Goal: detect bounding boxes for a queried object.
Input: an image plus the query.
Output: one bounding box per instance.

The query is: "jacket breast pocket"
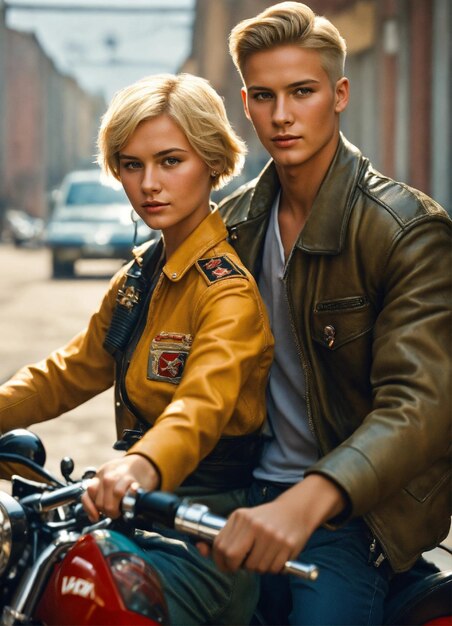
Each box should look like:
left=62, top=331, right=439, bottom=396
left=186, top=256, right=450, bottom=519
left=311, top=296, right=374, bottom=351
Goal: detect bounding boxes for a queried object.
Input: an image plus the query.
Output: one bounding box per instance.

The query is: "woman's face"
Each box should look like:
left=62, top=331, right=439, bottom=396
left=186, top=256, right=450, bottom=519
left=119, top=114, right=213, bottom=257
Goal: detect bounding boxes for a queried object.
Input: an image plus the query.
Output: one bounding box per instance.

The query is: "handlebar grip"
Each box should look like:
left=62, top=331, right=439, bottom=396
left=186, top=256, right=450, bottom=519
left=283, top=561, right=319, bottom=581
left=174, top=500, right=319, bottom=581
left=123, top=489, right=181, bottom=526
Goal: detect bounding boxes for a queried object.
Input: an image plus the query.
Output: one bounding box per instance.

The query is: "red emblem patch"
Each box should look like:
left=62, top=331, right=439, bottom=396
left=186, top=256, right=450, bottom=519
left=148, top=332, right=193, bottom=384
left=204, top=258, right=222, bottom=270
left=212, top=267, right=232, bottom=278
left=197, top=256, right=246, bottom=284
left=157, top=351, right=187, bottom=379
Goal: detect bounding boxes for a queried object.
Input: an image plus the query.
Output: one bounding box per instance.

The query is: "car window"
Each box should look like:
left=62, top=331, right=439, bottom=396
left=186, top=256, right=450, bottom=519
left=66, top=181, right=128, bottom=205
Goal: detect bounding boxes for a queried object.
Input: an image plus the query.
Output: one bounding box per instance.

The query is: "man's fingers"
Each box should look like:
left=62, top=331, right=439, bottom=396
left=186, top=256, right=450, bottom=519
left=196, top=542, right=211, bottom=558
left=213, top=509, right=256, bottom=572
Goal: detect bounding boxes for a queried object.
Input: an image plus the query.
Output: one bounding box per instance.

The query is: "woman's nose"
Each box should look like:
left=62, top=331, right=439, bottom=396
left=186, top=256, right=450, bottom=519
left=141, top=165, right=161, bottom=194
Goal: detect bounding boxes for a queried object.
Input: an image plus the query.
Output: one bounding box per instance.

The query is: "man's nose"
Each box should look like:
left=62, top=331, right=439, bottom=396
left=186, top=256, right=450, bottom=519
left=141, top=165, right=161, bottom=193
left=272, top=96, right=293, bottom=126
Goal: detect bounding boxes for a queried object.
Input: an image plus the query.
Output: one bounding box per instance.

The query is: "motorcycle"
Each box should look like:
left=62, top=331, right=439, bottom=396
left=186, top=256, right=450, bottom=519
left=0, top=429, right=450, bottom=626
left=0, top=428, right=316, bottom=625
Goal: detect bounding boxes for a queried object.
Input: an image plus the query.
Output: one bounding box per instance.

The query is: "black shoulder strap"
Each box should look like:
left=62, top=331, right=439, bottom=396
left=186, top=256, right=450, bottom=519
left=104, top=239, right=163, bottom=358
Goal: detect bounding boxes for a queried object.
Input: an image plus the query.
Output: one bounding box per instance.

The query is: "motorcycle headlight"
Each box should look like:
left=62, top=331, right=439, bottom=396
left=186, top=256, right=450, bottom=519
left=0, top=492, right=28, bottom=578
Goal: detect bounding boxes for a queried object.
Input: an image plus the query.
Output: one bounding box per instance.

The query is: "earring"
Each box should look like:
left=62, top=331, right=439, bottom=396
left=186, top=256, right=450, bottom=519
left=131, top=210, right=139, bottom=248
left=211, top=170, right=219, bottom=178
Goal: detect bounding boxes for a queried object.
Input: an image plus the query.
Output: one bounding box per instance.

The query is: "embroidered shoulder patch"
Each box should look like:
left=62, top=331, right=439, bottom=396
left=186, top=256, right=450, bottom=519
left=196, top=256, right=246, bottom=285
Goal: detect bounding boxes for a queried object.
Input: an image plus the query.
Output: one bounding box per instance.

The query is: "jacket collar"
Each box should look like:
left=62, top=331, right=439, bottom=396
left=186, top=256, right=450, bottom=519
left=248, top=134, right=365, bottom=255
left=162, top=208, right=228, bottom=282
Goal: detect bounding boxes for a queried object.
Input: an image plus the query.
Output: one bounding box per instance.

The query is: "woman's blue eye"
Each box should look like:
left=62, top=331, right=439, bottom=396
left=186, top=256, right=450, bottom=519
left=124, top=161, right=141, bottom=170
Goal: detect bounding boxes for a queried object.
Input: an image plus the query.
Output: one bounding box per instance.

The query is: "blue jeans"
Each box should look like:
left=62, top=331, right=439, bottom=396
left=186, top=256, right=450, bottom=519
left=249, top=480, right=391, bottom=626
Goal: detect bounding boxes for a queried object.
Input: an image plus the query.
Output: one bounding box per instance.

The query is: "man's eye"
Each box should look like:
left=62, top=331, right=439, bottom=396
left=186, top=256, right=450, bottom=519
left=295, top=87, right=313, bottom=96
left=163, top=157, right=180, bottom=166
left=253, top=92, right=273, bottom=101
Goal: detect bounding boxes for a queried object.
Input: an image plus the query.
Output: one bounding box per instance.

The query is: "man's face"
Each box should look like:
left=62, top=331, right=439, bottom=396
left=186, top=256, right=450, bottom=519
left=241, top=45, right=348, bottom=169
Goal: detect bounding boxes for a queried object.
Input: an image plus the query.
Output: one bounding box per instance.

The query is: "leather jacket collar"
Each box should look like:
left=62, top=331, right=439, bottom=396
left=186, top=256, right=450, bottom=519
left=243, top=134, right=366, bottom=255
left=163, top=208, right=226, bottom=281
left=133, top=208, right=227, bottom=283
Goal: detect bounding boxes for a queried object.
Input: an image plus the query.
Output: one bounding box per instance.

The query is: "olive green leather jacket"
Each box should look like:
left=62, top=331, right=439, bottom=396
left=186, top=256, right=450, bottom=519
left=219, top=135, right=451, bottom=572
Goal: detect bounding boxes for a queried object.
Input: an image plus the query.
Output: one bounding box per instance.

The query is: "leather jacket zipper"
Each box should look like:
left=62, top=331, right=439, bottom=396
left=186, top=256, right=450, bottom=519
left=283, top=251, right=321, bottom=450
left=316, top=296, right=368, bottom=312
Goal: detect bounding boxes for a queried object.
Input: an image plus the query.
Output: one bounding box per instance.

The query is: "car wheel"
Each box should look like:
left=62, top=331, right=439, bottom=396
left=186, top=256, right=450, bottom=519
left=52, top=252, right=75, bottom=278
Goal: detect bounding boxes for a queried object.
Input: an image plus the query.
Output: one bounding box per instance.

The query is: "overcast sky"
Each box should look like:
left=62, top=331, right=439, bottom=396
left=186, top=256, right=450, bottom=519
left=6, top=0, right=195, bottom=101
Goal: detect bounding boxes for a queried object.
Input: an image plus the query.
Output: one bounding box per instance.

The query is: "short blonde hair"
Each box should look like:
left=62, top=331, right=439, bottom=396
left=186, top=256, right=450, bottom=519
left=97, top=73, right=246, bottom=190
left=229, top=1, right=347, bottom=85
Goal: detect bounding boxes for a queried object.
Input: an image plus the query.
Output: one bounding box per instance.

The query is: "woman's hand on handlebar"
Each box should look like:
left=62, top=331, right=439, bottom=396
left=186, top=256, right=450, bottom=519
left=81, top=454, right=160, bottom=522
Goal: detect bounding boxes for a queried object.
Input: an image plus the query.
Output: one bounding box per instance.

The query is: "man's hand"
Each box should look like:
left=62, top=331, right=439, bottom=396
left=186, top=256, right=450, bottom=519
left=81, top=453, right=160, bottom=522
left=209, top=474, right=347, bottom=574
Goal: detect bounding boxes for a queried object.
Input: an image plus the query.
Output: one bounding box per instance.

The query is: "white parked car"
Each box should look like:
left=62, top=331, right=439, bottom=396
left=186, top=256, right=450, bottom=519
left=45, top=169, right=158, bottom=278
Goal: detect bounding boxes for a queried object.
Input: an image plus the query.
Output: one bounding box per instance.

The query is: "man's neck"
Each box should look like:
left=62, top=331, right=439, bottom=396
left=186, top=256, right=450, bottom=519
left=274, top=136, right=339, bottom=259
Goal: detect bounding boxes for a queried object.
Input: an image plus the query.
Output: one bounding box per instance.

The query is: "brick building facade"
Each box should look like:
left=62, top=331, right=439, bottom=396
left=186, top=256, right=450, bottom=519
left=0, top=2, right=105, bottom=226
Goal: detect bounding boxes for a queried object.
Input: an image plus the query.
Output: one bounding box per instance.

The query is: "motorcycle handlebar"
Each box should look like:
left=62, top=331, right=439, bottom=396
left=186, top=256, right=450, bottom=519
left=20, top=483, right=319, bottom=581
left=127, top=489, right=319, bottom=582
left=21, top=480, right=90, bottom=512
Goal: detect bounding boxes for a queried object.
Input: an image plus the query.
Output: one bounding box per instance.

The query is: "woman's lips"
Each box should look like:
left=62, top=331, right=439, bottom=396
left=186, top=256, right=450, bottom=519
left=142, top=201, right=169, bottom=213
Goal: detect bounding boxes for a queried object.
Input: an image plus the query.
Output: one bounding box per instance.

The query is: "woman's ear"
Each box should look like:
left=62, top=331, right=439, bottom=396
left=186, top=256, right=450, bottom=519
left=334, top=77, right=349, bottom=113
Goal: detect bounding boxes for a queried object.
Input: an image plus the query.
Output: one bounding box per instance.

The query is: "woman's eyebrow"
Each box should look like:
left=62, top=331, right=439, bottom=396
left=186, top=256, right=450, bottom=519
left=119, top=148, right=188, bottom=159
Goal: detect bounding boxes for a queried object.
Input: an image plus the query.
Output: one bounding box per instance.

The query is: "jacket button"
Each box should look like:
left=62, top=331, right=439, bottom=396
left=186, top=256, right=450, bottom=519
left=323, top=325, right=336, bottom=349
left=171, top=272, right=177, bottom=279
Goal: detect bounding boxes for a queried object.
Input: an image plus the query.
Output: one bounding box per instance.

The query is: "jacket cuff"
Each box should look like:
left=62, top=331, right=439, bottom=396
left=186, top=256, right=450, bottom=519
left=126, top=433, right=192, bottom=492
left=305, top=445, right=380, bottom=524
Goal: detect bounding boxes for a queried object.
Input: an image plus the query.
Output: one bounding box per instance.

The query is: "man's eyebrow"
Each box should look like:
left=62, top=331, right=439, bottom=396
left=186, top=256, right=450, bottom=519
left=247, top=79, right=320, bottom=91
left=118, top=148, right=188, bottom=159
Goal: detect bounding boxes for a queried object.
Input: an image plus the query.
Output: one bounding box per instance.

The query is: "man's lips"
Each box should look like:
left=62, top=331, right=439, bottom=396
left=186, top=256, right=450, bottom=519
left=271, top=134, right=301, bottom=147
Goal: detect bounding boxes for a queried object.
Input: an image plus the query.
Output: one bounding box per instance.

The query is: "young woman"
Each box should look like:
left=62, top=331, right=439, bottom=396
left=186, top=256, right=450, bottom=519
left=0, top=73, right=274, bottom=625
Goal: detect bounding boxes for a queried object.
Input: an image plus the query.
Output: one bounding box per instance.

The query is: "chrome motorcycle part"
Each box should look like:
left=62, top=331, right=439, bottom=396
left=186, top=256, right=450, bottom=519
left=0, top=493, right=28, bottom=578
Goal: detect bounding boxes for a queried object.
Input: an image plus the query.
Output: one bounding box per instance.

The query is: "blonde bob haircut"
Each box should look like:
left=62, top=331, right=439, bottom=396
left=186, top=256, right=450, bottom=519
left=229, top=1, right=347, bottom=85
left=97, top=73, right=246, bottom=190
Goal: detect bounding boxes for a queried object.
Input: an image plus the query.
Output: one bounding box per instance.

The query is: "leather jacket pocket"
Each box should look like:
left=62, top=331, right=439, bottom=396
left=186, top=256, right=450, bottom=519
left=311, top=296, right=374, bottom=351
left=403, top=456, right=451, bottom=503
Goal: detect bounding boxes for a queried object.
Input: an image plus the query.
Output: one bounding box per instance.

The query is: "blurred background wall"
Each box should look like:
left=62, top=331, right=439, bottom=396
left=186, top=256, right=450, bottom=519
left=0, top=0, right=450, bottom=232
left=0, top=1, right=105, bottom=228
left=183, top=0, right=452, bottom=212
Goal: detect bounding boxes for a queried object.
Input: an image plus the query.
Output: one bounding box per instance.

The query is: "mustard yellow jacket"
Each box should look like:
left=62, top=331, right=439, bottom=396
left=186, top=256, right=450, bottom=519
left=0, top=210, right=274, bottom=491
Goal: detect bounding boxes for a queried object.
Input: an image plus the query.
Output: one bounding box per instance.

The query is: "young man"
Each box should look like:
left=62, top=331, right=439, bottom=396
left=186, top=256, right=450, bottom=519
left=211, top=2, right=451, bottom=624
